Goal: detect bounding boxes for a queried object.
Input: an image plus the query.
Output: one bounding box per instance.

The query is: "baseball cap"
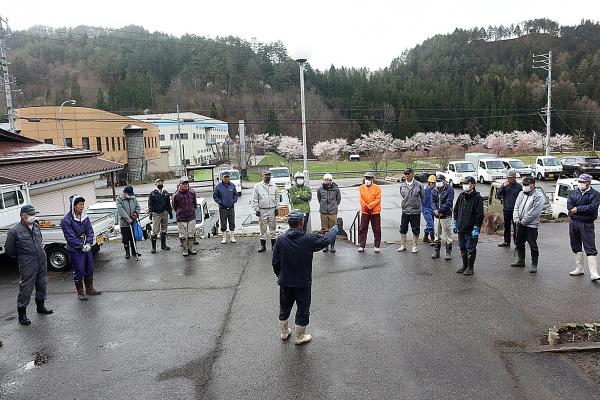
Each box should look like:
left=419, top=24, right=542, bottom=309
left=436, top=174, right=446, bottom=182
left=123, top=186, right=135, bottom=195
left=364, top=171, right=375, bottom=178
left=262, top=169, right=272, bottom=176
left=20, top=205, right=36, bottom=215
left=522, top=177, right=535, bottom=185
left=403, top=168, right=414, bottom=175
left=154, top=178, right=164, bottom=184
left=462, top=176, right=476, bottom=185
left=180, top=176, right=190, bottom=184
left=287, top=210, right=305, bottom=224
left=507, top=170, right=517, bottom=178
left=578, top=174, right=592, bottom=183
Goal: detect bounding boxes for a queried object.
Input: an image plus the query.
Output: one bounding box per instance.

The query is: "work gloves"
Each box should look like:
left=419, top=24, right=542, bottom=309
left=472, top=226, right=480, bottom=239
left=82, top=243, right=92, bottom=253
left=255, top=210, right=261, bottom=217
left=452, top=221, right=458, bottom=234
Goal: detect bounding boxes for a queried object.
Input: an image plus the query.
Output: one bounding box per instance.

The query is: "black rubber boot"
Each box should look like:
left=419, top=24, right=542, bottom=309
left=84, top=277, right=102, bottom=295
left=323, top=246, right=329, bottom=253
left=457, top=252, right=468, bottom=273
left=124, top=244, right=131, bottom=259
left=17, top=307, right=30, bottom=325
left=160, top=233, right=170, bottom=250
left=35, top=300, right=53, bottom=314
left=431, top=242, right=441, bottom=259
left=75, top=280, right=88, bottom=301
left=529, top=251, right=539, bottom=273
left=257, top=239, right=267, bottom=253
left=510, top=248, right=526, bottom=268
left=463, top=251, right=476, bottom=275
left=330, top=243, right=336, bottom=253
left=271, top=239, right=276, bottom=250
left=423, top=233, right=431, bottom=243
left=151, top=236, right=157, bottom=254
left=444, top=244, right=452, bottom=260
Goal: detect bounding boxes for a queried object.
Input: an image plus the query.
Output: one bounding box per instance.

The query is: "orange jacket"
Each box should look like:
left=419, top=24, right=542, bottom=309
left=359, top=183, right=381, bottom=214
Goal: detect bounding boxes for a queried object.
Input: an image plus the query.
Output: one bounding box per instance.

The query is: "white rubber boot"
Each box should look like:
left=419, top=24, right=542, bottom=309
left=570, top=252, right=585, bottom=276
left=358, top=247, right=364, bottom=252
left=294, top=325, right=312, bottom=345
left=588, top=255, right=600, bottom=281
left=279, top=320, right=291, bottom=340
left=398, top=234, right=407, bottom=252
left=374, top=247, right=380, bottom=253
left=230, top=231, right=236, bottom=243
left=412, top=237, right=419, bottom=253
left=221, top=231, right=227, bottom=244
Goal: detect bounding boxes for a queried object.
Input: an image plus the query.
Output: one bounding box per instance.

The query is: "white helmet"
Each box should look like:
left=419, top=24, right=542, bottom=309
left=323, top=173, right=333, bottom=181
left=294, top=171, right=304, bottom=179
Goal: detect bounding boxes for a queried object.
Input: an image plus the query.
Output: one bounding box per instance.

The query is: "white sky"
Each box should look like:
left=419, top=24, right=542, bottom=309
left=3, top=0, right=598, bottom=70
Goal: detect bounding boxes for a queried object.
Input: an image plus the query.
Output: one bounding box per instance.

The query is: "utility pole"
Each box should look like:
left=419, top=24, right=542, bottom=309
left=533, top=51, right=552, bottom=156
left=593, top=132, right=596, bottom=152
left=239, top=120, right=247, bottom=178
left=0, top=16, right=15, bottom=133
left=176, top=105, right=185, bottom=177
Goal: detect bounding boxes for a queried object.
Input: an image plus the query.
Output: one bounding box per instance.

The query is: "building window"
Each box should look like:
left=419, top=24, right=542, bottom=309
left=82, top=137, right=90, bottom=150
left=123, top=137, right=126, bottom=150
left=96, top=137, right=102, bottom=151
left=112, top=137, right=116, bottom=151
left=65, top=138, right=73, bottom=147
left=159, top=134, right=165, bottom=141
left=117, top=137, right=121, bottom=151
left=44, top=138, right=53, bottom=144
left=144, top=137, right=148, bottom=148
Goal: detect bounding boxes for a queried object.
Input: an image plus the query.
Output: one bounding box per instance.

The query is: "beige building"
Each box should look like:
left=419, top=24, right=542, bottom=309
left=14, top=106, right=160, bottom=180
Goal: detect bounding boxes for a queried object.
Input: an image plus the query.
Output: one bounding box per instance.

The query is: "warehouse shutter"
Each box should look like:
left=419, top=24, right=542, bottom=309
left=31, top=181, right=97, bottom=215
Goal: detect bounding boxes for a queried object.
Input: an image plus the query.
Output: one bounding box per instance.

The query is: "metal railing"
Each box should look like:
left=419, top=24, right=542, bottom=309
left=349, top=211, right=360, bottom=245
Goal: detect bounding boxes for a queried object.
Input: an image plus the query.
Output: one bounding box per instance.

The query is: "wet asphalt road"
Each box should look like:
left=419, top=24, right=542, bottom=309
left=1, top=222, right=599, bottom=399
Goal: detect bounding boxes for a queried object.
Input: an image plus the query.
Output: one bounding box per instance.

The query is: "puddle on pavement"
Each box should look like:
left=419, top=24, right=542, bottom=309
left=18, top=350, right=51, bottom=372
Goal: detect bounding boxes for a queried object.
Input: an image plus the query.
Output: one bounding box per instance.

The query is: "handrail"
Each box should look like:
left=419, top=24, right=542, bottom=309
left=349, top=211, right=360, bottom=245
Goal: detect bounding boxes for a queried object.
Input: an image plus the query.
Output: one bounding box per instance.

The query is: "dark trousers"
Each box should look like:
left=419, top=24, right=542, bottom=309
left=515, top=223, right=539, bottom=258
left=400, top=213, right=420, bottom=236
left=69, top=250, right=94, bottom=282
left=17, top=260, right=47, bottom=308
left=458, top=232, right=478, bottom=254
left=503, top=208, right=516, bottom=244
left=569, top=219, right=597, bottom=256
left=279, top=286, right=311, bottom=326
left=359, top=213, right=381, bottom=248
left=302, top=214, right=310, bottom=233
left=219, top=207, right=235, bottom=232
left=121, top=225, right=137, bottom=252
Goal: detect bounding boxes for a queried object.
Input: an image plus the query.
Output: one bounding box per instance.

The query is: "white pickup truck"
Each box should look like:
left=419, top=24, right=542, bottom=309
left=0, top=182, right=115, bottom=271
left=551, top=178, right=600, bottom=219
left=531, top=155, right=563, bottom=181
left=436, top=161, right=477, bottom=187
left=465, top=152, right=508, bottom=184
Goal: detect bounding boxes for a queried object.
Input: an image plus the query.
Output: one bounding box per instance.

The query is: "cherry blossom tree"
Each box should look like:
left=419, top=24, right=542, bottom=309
left=550, top=134, right=573, bottom=153
left=352, top=130, right=397, bottom=172
left=312, top=138, right=350, bottom=161
left=277, top=136, right=303, bottom=164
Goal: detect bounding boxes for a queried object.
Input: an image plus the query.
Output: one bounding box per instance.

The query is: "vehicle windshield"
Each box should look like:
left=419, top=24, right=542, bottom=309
left=585, top=158, right=600, bottom=164
left=455, top=163, right=475, bottom=172
left=221, top=171, right=240, bottom=180
left=486, top=160, right=505, bottom=169
left=270, top=169, right=289, bottom=178
left=544, top=158, right=561, bottom=166
left=593, top=184, right=600, bottom=192
left=509, top=160, right=528, bottom=168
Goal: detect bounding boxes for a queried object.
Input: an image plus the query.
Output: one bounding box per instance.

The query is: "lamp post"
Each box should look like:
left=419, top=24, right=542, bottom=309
left=59, top=99, right=76, bottom=146
left=295, top=55, right=309, bottom=183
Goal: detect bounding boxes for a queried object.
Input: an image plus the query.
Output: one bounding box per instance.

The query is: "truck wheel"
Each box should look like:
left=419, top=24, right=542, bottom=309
left=212, top=225, right=218, bottom=236
left=479, top=176, right=485, bottom=184
left=448, top=180, right=454, bottom=188
left=572, top=169, right=580, bottom=178
left=46, top=245, right=70, bottom=271
left=537, top=173, right=544, bottom=181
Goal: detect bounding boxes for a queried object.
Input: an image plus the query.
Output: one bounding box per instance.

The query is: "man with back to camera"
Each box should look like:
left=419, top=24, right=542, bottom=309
left=5, top=205, right=54, bottom=325
left=272, top=210, right=339, bottom=345
left=496, top=170, right=522, bottom=248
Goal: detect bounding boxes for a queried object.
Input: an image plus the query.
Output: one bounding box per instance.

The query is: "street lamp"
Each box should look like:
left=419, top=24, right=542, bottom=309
left=294, top=50, right=310, bottom=183
left=59, top=99, right=76, bottom=146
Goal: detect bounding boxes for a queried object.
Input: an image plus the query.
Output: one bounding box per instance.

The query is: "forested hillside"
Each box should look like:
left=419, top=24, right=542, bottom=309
left=3, top=18, right=600, bottom=140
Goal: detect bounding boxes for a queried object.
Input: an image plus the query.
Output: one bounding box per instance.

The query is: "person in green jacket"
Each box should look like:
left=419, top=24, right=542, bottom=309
left=289, top=172, right=312, bottom=232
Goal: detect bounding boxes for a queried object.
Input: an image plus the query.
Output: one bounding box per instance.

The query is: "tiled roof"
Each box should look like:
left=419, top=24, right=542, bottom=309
left=0, top=142, right=98, bottom=163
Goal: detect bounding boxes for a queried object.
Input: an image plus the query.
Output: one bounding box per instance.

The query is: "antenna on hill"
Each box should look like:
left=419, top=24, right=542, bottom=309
left=0, top=15, right=15, bottom=133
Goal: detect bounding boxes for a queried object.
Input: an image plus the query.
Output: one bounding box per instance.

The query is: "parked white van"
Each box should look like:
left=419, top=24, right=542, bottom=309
left=551, top=178, right=600, bottom=219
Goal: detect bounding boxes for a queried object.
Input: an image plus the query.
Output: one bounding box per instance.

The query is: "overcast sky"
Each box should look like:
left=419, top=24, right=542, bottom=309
left=3, top=0, right=598, bottom=70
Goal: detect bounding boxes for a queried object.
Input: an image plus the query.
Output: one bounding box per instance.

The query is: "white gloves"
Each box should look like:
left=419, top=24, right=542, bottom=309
left=82, top=244, right=92, bottom=253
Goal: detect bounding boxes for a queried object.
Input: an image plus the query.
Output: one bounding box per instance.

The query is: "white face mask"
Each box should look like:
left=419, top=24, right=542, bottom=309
left=435, top=181, right=444, bottom=188
left=26, top=215, right=37, bottom=224
left=523, top=185, right=532, bottom=193
left=462, top=184, right=471, bottom=192
left=297, top=179, right=305, bottom=185
left=365, top=179, right=373, bottom=186
left=579, top=183, right=589, bottom=191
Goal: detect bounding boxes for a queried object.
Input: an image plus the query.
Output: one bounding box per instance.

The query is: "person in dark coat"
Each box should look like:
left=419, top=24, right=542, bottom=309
left=431, top=174, right=455, bottom=260
left=272, top=210, right=338, bottom=345
left=213, top=171, right=238, bottom=244
left=496, top=170, right=522, bottom=247
left=116, top=186, right=141, bottom=259
left=5, top=205, right=54, bottom=325
left=148, top=179, right=173, bottom=253
left=61, top=195, right=102, bottom=301
left=172, top=176, right=198, bottom=256
left=567, top=174, right=600, bottom=280
left=453, top=177, right=484, bottom=276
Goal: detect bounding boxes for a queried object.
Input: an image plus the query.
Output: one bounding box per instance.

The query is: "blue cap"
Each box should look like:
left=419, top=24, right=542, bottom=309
left=287, top=210, right=305, bottom=224
left=20, top=205, right=36, bottom=215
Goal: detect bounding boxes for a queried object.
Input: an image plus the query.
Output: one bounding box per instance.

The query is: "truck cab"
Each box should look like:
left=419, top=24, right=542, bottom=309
left=437, top=161, right=476, bottom=188
left=477, top=159, right=507, bottom=184
left=532, top=156, right=562, bottom=180
left=269, top=167, right=292, bottom=190
left=500, top=158, right=533, bottom=178
left=551, top=178, right=600, bottom=219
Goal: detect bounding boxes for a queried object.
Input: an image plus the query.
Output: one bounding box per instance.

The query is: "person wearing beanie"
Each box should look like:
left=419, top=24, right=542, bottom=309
left=317, top=173, right=341, bottom=253
left=510, top=177, right=544, bottom=273
left=61, top=195, right=102, bottom=300
left=358, top=172, right=382, bottom=253
left=398, top=168, right=424, bottom=253
left=566, top=174, right=600, bottom=280
left=116, top=185, right=141, bottom=259
left=5, top=205, right=54, bottom=325
left=148, top=178, right=173, bottom=253
left=453, top=176, right=484, bottom=275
